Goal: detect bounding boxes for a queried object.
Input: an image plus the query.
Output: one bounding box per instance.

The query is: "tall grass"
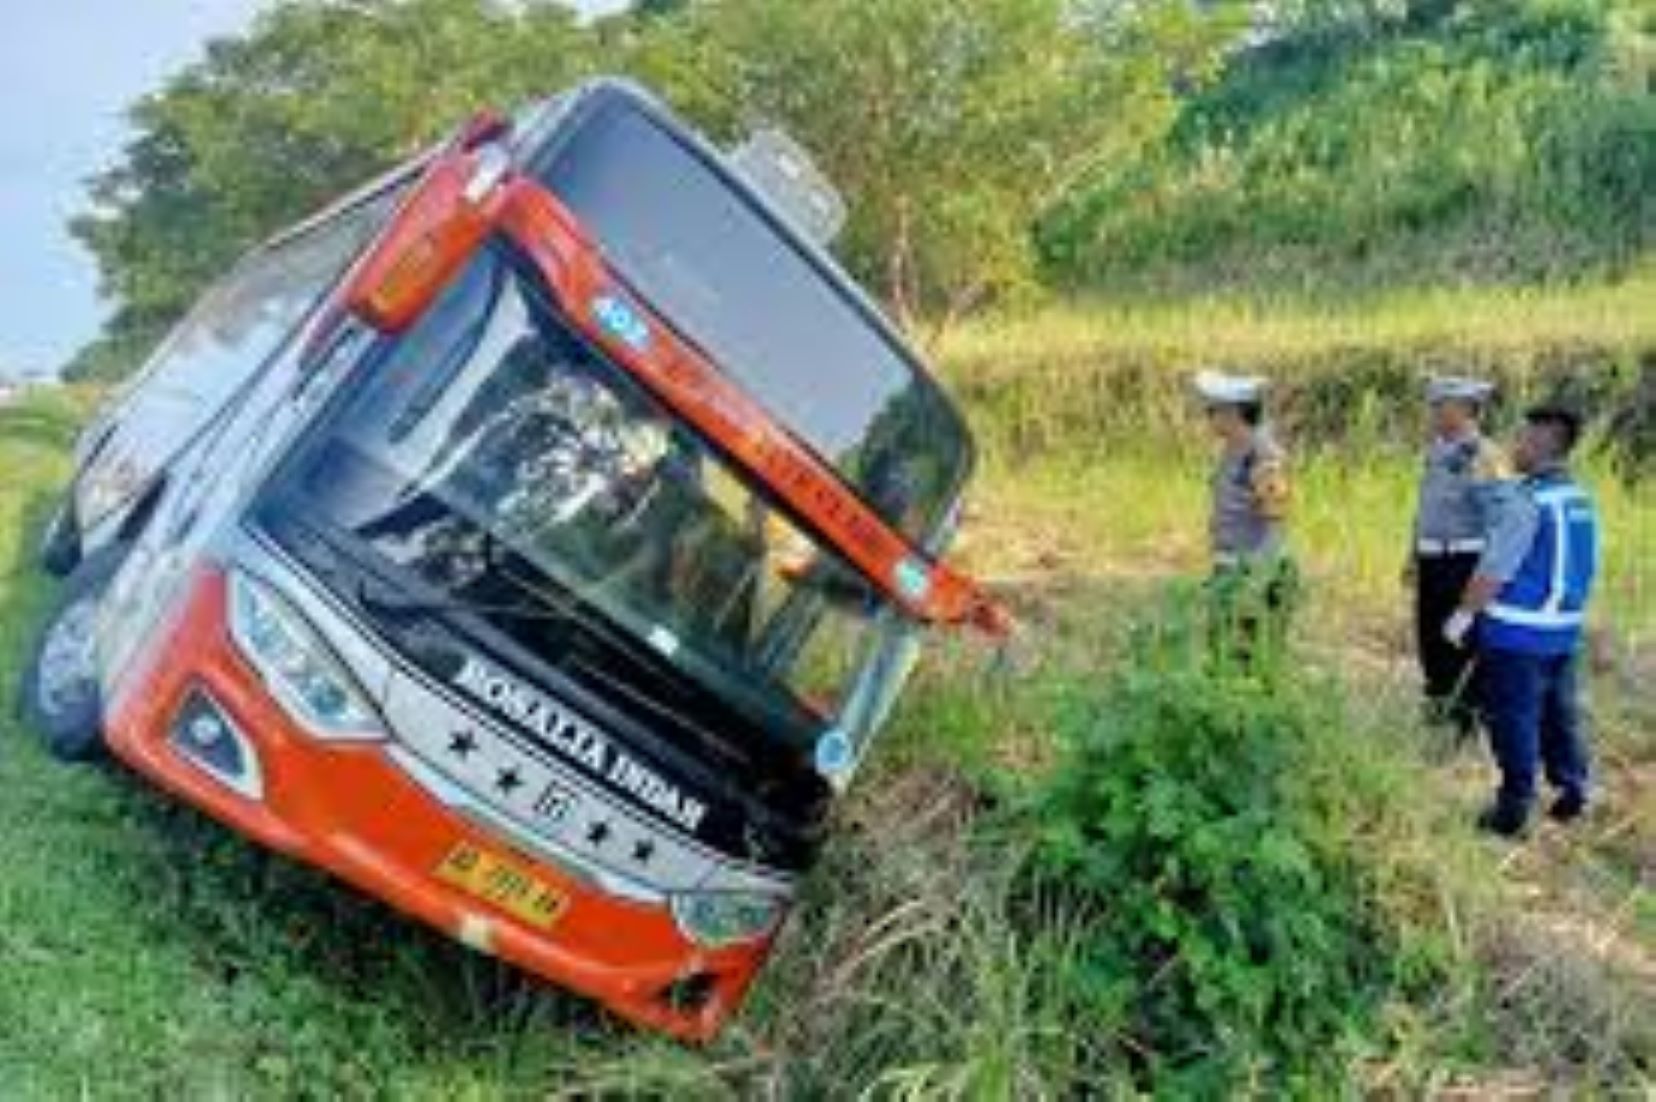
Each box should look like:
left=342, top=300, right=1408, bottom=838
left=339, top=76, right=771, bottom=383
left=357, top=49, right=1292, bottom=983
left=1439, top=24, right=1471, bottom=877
left=943, top=272, right=1656, bottom=373
left=0, top=386, right=1511, bottom=1094
left=940, top=287, right=1656, bottom=646
left=966, top=444, right=1656, bottom=642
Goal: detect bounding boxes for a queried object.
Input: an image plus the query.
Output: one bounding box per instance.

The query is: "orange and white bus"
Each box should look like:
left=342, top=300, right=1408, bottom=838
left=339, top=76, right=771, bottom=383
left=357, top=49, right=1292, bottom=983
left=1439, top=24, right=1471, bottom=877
left=22, top=80, right=1006, bottom=1040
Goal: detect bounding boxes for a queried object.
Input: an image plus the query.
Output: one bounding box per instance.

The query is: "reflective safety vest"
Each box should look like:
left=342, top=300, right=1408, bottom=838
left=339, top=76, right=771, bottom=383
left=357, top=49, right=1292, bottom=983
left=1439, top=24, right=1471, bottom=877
left=1482, top=473, right=1599, bottom=656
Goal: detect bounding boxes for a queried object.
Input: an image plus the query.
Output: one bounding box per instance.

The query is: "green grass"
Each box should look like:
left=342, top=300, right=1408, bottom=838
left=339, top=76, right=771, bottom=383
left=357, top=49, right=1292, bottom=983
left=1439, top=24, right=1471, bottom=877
left=967, top=444, right=1656, bottom=641
left=0, top=394, right=1178, bottom=1096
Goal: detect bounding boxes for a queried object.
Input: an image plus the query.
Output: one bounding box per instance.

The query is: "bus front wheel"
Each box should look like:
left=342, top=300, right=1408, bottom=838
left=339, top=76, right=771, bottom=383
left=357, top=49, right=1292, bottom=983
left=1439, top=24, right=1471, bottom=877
left=19, top=545, right=125, bottom=762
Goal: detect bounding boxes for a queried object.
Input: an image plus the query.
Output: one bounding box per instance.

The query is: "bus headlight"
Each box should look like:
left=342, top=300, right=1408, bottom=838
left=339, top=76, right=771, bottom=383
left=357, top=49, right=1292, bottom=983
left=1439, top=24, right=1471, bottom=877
left=670, top=890, right=786, bottom=949
left=229, top=571, right=385, bottom=741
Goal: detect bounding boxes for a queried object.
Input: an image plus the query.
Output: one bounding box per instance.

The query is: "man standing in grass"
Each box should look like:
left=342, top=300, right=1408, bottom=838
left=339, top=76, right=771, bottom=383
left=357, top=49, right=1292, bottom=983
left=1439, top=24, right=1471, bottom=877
left=1195, top=370, right=1296, bottom=664
left=1407, top=377, right=1509, bottom=738
left=1443, top=404, right=1599, bottom=838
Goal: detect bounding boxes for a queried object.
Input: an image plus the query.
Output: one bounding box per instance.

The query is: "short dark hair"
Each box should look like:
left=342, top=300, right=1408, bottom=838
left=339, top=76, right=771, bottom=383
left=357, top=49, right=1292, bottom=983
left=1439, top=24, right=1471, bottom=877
left=1237, top=401, right=1264, bottom=427
left=1525, top=402, right=1585, bottom=455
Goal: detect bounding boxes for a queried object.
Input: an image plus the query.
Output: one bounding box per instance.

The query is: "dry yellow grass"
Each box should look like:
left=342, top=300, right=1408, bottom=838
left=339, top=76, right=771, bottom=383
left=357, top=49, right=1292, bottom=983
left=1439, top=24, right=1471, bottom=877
left=941, top=268, right=1656, bottom=372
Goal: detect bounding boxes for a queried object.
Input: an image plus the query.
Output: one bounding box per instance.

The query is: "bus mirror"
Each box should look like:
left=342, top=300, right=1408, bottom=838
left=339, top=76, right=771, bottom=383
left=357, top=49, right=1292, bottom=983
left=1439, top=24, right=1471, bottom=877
left=346, top=150, right=505, bottom=333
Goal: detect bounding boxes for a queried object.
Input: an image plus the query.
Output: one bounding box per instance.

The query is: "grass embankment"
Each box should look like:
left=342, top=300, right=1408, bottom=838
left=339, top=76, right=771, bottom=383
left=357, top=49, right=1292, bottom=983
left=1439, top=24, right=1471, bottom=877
left=944, top=271, right=1656, bottom=455
left=951, top=273, right=1656, bottom=369
left=1, top=278, right=1653, bottom=1095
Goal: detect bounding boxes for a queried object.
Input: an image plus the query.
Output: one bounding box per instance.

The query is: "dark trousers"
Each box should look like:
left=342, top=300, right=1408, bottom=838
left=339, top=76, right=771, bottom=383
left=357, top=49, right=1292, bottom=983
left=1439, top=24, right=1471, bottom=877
left=1415, top=552, right=1481, bottom=730
left=1479, top=646, right=1590, bottom=812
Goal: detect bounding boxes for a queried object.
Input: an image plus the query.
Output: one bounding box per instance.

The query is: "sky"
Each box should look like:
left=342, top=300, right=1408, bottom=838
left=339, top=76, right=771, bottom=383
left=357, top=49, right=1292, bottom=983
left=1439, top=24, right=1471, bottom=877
left=0, top=0, right=625, bottom=380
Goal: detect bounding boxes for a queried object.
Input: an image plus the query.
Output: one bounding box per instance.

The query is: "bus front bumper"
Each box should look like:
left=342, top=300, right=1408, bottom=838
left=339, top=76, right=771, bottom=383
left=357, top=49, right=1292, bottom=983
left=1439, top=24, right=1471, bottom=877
left=104, top=567, right=777, bottom=1042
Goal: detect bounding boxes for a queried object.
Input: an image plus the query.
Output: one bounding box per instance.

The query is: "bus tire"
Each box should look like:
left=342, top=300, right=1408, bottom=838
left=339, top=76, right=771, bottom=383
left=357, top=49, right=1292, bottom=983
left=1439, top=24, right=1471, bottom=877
left=19, top=544, right=125, bottom=762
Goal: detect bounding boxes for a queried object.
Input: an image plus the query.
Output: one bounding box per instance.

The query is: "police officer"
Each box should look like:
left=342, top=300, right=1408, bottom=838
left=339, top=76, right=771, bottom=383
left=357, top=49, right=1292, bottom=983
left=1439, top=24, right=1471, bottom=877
left=1407, top=377, right=1509, bottom=735
left=1443, top=404, right=1599, bottom=837
left=1195, top=370, right=1296, bottom=662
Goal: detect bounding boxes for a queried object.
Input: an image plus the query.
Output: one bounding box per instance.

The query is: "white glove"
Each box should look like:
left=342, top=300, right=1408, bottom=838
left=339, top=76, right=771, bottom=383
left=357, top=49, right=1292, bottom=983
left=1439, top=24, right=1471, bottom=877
left=1443, top=609, right=1476, bottom=648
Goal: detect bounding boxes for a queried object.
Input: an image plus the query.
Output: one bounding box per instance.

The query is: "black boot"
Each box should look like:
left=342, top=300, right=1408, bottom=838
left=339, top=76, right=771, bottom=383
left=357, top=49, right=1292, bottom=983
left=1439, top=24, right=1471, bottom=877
left=1548, top=790, right=1588, bottom=824
left=1449, top=701, right=1481, bottom=744
left=1476, top=801, right=1530, bottom=839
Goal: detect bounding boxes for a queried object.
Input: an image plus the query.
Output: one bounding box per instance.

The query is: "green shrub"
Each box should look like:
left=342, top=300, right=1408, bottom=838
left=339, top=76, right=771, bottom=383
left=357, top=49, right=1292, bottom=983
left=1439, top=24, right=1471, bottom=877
left=1013, top=590, right=1453, bottom=1093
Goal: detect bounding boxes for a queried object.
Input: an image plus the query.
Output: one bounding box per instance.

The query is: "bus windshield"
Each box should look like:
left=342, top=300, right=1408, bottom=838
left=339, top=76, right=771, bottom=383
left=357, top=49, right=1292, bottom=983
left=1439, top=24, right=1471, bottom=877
left=290, top=246, right=903, bottom=742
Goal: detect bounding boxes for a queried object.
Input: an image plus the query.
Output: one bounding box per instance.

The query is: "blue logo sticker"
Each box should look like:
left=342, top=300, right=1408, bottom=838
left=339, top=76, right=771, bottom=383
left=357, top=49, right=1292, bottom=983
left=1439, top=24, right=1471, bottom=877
left=592, top=294, right=651, bottom=351
left=814, top=728, right=855, bottom=779
left=894, top=557, right=931, bottom=603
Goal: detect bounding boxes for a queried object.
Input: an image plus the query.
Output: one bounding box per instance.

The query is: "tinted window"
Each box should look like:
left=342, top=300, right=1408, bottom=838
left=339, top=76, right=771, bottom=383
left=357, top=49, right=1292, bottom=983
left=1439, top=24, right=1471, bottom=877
left=120, top=188, right=402, bottom=415
left=536, top=97, right=970, bottom=546
left=84, top=183, right=407, bottom=517
left=293, top=247, right=902, bottom=747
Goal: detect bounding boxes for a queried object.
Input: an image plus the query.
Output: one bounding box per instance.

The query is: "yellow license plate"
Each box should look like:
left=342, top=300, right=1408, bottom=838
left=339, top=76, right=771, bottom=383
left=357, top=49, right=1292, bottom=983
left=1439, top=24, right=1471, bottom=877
left=435, top=841, right=567, bottom=930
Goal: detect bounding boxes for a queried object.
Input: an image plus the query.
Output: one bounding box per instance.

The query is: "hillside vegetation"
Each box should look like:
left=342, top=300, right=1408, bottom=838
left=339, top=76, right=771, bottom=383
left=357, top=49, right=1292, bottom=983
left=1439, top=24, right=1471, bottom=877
left=1041, top=0, right=1656, bottom=294
left=62, top=0, right=1244, bottom=382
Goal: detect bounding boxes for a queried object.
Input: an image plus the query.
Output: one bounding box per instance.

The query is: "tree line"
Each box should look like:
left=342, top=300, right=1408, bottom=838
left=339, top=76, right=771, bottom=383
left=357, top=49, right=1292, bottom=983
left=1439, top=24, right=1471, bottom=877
left=65, top=0, right=1653, bottom=383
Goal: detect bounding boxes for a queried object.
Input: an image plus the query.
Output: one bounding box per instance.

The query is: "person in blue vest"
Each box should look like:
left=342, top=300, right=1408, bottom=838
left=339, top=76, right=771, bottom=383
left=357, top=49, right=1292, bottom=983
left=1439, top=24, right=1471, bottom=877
left=1442, top=403, right=1599, bottom=837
